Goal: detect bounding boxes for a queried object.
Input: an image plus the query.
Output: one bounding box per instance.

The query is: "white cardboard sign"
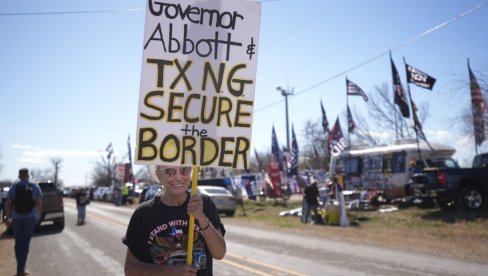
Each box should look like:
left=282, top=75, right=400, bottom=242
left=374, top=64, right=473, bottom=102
left=136, top=0, right=261, bottom=169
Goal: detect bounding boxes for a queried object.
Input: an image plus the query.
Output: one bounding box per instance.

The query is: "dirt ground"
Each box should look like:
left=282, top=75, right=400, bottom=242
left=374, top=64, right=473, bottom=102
left=0, top=223, right=17, bottom=276
left=228, top=200, right=488, bottom=264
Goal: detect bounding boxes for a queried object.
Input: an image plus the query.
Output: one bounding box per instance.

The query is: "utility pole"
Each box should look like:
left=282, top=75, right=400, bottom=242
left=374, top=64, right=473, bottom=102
left=276, top=86, right=294, bottom=150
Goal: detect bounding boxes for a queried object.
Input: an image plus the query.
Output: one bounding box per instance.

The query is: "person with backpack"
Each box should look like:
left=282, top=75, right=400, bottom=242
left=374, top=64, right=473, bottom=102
left=5, top=168, right=43, bottom=276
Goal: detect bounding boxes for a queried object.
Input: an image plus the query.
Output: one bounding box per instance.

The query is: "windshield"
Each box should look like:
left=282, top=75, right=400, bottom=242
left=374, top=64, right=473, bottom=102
left=38, top=182, right=58, bottom=192
left=425, top=158, right=459, bottom=169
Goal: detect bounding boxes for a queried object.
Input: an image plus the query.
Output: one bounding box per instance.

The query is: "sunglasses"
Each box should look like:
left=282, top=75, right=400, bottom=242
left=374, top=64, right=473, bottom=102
left=156, top=166, right=192, bottom=177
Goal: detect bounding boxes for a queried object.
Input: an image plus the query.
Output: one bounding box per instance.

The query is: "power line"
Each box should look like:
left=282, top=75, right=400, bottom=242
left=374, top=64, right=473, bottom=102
left=0, top=0, right=284, bottom=16
left=0, top=8, right=144, bottom=16
left=254, top=1, right=488, bottom=113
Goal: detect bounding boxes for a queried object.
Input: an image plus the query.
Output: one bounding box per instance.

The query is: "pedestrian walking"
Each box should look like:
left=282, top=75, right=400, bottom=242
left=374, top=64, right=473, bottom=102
left=123, top=165, right=226, bottom=275
left=5, top=168, right=43, bottom=276
left=75, top=188, right=90, bottom=225
left=122, top=184, right=129, bottom=205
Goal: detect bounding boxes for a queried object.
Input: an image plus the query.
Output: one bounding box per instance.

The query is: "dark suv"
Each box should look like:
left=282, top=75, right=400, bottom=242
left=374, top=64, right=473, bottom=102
left=38, top=181, right=65, bottom=230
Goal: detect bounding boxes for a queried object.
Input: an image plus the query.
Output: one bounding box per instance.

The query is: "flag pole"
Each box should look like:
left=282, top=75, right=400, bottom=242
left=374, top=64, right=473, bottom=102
left=186, top=165, right=199, bottom=266
left=403, top=57, right=422, bottom=161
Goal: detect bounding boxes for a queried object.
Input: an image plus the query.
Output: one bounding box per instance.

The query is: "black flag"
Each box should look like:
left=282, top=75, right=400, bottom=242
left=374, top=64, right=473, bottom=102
left=406, top=64, right=436, bottom=90
left=289, top=126, right=299, bottom=176
left=347, top=105, right=356, bottom=133
left=391, top=56, right=410, bottom=118
left=320, top=101, right=330, bottom=134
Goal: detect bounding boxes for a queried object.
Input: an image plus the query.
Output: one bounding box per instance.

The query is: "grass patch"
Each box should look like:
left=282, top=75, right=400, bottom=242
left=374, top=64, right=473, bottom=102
left=227, top=199, right=488, bottom=263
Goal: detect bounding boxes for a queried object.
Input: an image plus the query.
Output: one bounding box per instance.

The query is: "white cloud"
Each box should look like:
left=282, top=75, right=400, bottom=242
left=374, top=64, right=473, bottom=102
left=12, top=144, right=103, bottom=158
left=17, top=157, right=43, bottom=164
left=425, top=129, right=451, bottom=140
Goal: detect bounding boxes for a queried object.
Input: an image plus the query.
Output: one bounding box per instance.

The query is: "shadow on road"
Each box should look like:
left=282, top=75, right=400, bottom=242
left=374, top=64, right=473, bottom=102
left=0, top=224, right=63, bottom=240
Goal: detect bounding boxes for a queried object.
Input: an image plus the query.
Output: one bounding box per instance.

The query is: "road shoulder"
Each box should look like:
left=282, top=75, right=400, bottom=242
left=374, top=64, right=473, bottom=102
left=0, top=223, right=16, bottom=275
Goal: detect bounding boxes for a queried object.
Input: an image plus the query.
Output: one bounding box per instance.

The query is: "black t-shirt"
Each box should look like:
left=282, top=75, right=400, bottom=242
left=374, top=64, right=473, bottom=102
left=122, top=191, right=225, bottom=276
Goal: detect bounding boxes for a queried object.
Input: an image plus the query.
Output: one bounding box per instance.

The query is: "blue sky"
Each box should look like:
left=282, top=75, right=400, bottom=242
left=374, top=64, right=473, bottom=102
left=1, top=0, right=487, bottom=186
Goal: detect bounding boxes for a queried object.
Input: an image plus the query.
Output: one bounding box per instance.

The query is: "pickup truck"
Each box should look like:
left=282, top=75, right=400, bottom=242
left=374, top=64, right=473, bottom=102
left=38, top=181, right=65, bottom=230
left=412, top=154, right=488, bottom=211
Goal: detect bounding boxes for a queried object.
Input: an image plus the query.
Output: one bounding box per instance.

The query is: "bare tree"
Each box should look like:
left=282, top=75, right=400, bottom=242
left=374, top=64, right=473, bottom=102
left=50, top=157, right=63, bottom=185
left=348, top=82, right=428, bottom=145
left=134, top=166, right=152, bottom=182
left=0, top=145, right=3, bottom=174
left=301, top=119, right=329, bottom=170
left=91, top=155, right=113, bottom=187
left=29, top=168, right=52, bottom=183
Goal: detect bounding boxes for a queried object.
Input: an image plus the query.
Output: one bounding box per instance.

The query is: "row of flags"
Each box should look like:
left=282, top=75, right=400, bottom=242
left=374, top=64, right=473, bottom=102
left=105, top=134, right=134, bottom=182
left=268, top=56, right=486, bottom=170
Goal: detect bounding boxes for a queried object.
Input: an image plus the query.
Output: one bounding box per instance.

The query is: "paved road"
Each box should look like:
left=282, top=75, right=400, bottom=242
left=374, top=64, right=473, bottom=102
left=7, top=198, right=488, bottom=275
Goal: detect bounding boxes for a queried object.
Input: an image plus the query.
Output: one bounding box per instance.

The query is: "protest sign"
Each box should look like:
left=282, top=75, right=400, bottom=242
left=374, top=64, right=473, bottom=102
left=136, top=0, right=261, bottom=170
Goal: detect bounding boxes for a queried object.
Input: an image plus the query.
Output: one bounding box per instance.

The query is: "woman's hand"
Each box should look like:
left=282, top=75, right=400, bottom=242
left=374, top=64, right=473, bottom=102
left=187, top=194, right=205, bottom=222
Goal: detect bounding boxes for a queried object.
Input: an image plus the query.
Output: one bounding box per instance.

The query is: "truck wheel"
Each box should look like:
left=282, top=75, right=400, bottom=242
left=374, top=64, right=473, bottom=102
left=457, top=186, right=485, bottom=211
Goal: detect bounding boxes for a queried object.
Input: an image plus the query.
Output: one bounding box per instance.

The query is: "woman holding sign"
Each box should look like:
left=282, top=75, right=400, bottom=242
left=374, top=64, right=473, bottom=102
left=123, top=165, right=226, bottom=275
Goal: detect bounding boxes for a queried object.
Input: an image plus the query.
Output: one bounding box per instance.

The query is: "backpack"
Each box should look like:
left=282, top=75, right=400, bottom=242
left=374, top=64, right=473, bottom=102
left=14, top=184, right=36, bottom=214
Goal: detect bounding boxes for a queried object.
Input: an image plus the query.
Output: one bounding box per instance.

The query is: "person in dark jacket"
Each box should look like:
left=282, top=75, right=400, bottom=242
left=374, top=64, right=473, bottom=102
left=75, top=188, right=90, bottom=225
left=303, top=181, right=320, bottom=224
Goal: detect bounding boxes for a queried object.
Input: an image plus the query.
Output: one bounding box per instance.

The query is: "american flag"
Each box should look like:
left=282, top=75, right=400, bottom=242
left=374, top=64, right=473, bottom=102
left=468, top=60, right=486, bottom=146
left=346, top=78, right=369, bottom=101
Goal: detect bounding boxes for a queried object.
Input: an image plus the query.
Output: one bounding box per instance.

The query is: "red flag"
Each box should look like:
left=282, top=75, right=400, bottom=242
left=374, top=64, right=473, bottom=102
left=328, top=118, right=346, bottom=156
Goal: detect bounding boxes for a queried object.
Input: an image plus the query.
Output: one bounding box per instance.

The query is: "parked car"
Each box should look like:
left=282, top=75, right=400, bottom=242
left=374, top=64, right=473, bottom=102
left=197, top=185, right=237, bottom=217
left=93, top=187, right=108, bottom=201
left=37, top=181, right=65, bottom=230
left=412, top=153, right=488, bottom=210
left=104, top=185, right=115, bottom=202
left=143, top=184, right=161, bottom=203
